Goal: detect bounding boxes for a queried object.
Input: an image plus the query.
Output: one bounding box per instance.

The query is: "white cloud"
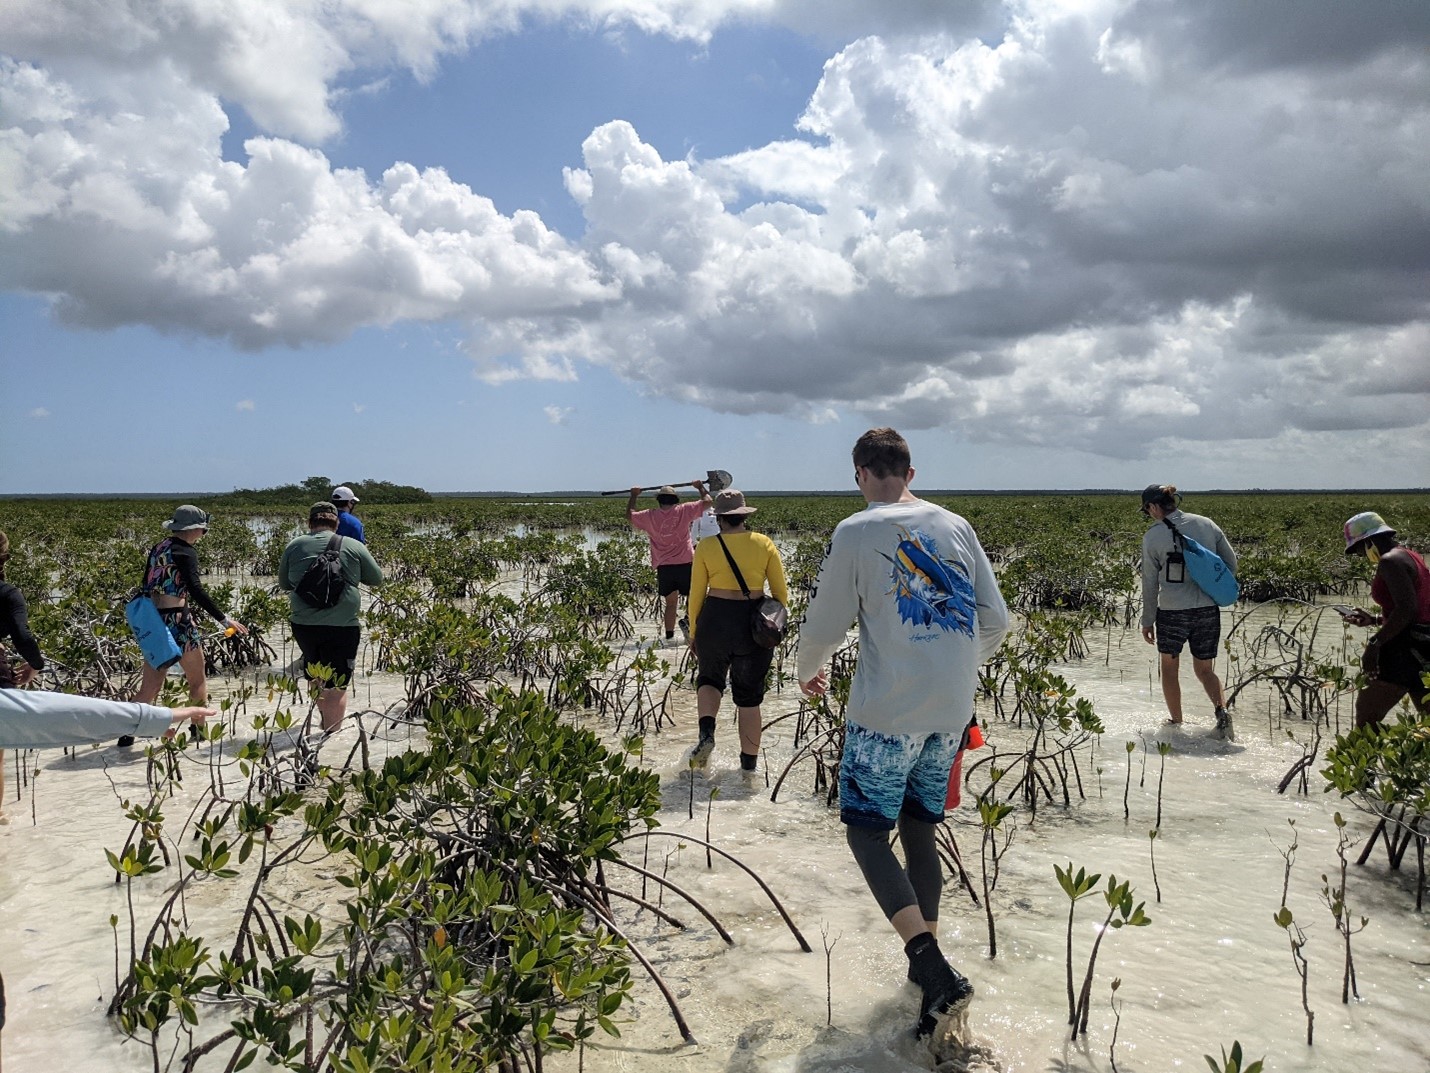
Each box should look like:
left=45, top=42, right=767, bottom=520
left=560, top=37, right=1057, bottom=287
left=1, top=1, right=1427, bottom=467
left=543, top=405, right=574, bottom=425
left=353, top=402, right=366, bottom=414
left=29, top=406, right=49, bottom=418
left=235, top=399, right=255, bottom=411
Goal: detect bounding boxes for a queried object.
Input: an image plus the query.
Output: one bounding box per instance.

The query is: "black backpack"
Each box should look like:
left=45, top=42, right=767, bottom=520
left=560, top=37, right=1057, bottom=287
left=294, top=534, right=347, bottom=608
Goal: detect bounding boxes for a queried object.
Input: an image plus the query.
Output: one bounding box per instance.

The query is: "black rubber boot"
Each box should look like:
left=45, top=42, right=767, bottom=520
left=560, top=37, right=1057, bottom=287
left=905, top=933, right=974, bottom=1039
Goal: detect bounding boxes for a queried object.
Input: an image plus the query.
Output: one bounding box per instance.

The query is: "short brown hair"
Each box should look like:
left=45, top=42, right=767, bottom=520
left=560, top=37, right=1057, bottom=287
left=852, top=428, right=911, bottom=479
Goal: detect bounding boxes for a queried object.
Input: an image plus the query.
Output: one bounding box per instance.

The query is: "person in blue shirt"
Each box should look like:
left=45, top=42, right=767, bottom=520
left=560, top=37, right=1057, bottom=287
left=331, top=486, right=366, bottom=543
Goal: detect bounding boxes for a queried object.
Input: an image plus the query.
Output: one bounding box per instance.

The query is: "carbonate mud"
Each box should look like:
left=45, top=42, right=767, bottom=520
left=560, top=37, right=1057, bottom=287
left=2, top=616, right=1427, bottom=1073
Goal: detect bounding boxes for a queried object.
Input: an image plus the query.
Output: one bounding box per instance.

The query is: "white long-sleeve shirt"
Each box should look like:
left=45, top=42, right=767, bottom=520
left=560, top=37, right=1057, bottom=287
left=0, top=689, right=174, bottom=749
left=796, top=499, right=1009, bottom=736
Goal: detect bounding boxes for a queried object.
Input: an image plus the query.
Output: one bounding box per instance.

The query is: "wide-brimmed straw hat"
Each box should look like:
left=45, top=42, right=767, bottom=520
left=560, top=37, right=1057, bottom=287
left=713, top=489, right=757, bottom=516
left=163, top=505, right=211, bottom=532
left=1343, top=511, right=1395, bottom=555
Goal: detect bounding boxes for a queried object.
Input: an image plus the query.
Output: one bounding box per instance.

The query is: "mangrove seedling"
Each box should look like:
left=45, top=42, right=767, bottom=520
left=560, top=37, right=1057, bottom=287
left=1108, top=977, right=1123, bottom=1073
left=1123, top=740, right=1135, bottom=821
left=820, top=922, right=841, bottom=1027
left=1155, top=741, right=1172, bottom=831
left=1320, top=811, right=1366, bottom=1004
left=1056, top=864, right=1152, bottom=1036
left=978, top=796, right=1016, bottom=958
left=1204, top=1040, right=1264, bottom=1073
left=1273, top=905, right=1314, bottom=1045
left=1148, top=829, right=1161, bottom=903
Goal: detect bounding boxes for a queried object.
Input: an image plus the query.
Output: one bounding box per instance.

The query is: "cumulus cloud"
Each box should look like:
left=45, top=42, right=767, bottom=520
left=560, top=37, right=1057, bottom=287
left=29, top=407, right=49, bottom=418
left=235, top=399, right=255, bottom=411
left=543, top=405, right=574, bottom=425
left=1, top=0, right=1427, bottom=464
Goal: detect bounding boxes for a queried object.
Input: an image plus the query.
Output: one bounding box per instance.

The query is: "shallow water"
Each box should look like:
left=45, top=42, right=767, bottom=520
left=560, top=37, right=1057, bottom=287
left=2, top=617, right=1427, bottom=1073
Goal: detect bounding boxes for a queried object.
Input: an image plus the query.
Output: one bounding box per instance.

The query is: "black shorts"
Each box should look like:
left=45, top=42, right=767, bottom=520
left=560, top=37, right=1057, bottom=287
left=1375, top=625, right=1430, bottom=694
left=656, top=562, right=693, bottom=597
left=694, top=597, right=773, bottom=707
left=289, top=622, right=360, bottom=688
left=1155, top=606, right=1221, bottom=661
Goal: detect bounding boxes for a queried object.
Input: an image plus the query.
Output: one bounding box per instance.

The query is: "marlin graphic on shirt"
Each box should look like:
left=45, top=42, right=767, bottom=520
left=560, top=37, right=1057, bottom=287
left=879, top=527, right=977, bottom=637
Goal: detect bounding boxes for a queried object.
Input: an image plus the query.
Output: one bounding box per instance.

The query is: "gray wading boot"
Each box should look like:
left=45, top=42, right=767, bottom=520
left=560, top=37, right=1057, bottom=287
left=1214, top=706, right=1236, bottom=742
left=906, top=933, right=974, bottom=1040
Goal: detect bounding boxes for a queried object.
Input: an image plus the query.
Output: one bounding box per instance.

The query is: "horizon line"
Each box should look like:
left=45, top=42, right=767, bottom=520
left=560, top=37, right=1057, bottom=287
left=3, top=487, right=1428, bottom=500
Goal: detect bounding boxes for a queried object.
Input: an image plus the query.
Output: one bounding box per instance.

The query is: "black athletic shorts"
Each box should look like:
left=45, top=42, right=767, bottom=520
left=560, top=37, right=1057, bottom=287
left=1375, top=625, right=1430, bottom=694
left=694, top=596, right=773, bottom=708
left=1155, top=606, right=1221, bottom=661
left=289, top=622, right=360, bottom=688
left=656, top=562, right=693, bottom=597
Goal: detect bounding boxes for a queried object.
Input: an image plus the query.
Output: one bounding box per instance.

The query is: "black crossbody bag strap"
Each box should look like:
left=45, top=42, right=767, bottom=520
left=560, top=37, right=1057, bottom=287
left=1161, top=517, right=1184, bottom=552
left=715, top=535, right=754, bottom=599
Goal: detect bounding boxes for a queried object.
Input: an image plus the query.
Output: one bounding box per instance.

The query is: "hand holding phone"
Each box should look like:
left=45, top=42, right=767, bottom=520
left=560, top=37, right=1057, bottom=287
left=1334, top=605, right=1375, bottom=627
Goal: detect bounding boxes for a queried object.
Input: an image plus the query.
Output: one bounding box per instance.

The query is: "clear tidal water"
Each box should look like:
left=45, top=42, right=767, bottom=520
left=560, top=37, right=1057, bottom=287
left=2, top=619, right=1427, bottom=1073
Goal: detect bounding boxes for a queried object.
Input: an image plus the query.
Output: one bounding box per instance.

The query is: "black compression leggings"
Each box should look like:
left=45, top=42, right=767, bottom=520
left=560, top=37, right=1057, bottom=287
left=846, top=814, right=943, bottom=923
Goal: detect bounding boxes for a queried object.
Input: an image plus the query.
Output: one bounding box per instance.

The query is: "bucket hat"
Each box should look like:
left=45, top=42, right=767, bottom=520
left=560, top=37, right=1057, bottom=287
left=163, top=505, right=211, bottom=532
left=1343, top=512, right=1395, bottom=555
left=713, top=489, right=757, bottom=516
left=331, top=486, right=360, bottom=503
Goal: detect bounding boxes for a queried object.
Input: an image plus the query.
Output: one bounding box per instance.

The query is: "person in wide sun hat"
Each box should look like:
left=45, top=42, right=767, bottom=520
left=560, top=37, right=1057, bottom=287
left=1337, top=512, right=1430, bottom=728
left=123, top=506, right=248, bottom=747
left=685, top=489, right=788, bottom=778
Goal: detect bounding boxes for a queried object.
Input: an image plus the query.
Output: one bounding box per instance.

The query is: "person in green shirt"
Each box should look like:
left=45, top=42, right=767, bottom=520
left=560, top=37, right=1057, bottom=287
left=278, top=502, right=384, bottom=732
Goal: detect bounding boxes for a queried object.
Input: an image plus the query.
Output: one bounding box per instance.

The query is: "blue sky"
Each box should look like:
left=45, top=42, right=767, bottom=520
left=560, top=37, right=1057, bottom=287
left=3, top=2, right=1428, bottom=494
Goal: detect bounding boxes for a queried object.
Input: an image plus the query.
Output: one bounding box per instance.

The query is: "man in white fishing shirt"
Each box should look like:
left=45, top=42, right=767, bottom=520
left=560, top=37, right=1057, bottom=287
left=798, top=428, right=1008, bottom=1044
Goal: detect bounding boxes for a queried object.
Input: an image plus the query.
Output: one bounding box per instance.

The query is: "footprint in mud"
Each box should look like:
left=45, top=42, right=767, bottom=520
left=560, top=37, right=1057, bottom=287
left=928, top=1009, right=1005, bottom=1072
left=723, top=1019, right=778, bottom=1072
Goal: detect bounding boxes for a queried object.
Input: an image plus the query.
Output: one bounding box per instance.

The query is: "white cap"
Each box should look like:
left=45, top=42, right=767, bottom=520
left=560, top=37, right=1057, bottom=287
left=331, top=486, right=359, bottom=503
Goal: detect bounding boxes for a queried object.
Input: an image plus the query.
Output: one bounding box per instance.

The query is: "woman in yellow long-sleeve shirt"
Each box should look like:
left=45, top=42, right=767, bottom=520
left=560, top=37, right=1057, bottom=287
left=687, top=489, right=789, bottom=776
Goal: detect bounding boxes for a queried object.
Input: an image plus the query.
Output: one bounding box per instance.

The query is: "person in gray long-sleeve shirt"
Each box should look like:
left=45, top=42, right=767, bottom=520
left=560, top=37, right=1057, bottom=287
left=1139, top=484, right=1238, bottom=737
left=798, top=428, right=1008, bottom=1046
left=0, top=689, right=213, bottom=751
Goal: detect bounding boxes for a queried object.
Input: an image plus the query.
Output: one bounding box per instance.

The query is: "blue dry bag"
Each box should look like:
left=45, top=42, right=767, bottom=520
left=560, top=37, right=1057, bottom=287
left=1164, top=520, right=1239, bottom=607
left=126, top=594, right=182, bottom=671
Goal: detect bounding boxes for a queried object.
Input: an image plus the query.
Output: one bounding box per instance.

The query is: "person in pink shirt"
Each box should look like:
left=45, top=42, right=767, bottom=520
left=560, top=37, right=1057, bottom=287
left=628, top=481, right=712, bottom=641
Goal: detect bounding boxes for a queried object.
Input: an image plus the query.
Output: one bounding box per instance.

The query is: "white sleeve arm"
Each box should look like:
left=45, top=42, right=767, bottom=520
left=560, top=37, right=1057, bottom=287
left=795, top=528, right=861, bottom=682
left=0, top=689, right=173, bottom=749
left=970, top=537, right=1010, bottom=663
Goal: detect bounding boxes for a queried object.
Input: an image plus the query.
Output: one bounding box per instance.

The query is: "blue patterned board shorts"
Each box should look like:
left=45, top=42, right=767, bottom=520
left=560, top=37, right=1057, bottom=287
left=839, top=721, right=961, bottom=830
left=159, top=606, right=203, bottom=653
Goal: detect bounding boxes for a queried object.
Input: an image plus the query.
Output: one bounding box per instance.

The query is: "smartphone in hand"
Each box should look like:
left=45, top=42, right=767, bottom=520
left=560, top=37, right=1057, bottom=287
left=1330, top=604, right=1357, bottom=618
